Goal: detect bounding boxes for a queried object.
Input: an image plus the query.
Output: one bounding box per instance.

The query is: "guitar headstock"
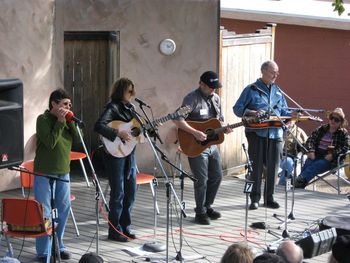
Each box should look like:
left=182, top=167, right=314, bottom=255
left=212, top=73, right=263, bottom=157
left=309, top=116, right=323, bottom=122
left=173, top=105, right=192, bottom=119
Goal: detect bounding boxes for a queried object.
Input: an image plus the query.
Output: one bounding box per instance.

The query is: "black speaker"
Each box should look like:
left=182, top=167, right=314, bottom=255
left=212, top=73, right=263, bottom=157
left=296, top=227, right=337, bottom=259
left=0, top=79, right=23, bottom=169
left=320, top=215, right=350, bottom=236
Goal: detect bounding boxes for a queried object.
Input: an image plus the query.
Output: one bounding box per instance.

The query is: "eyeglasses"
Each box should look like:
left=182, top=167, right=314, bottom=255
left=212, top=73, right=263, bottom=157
left=329, top=116, right=341, bottom=123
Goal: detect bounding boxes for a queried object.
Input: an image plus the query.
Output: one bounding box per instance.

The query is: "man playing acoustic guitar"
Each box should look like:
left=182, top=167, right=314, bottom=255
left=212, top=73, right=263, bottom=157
left=174, top=71, right=232, bottom=225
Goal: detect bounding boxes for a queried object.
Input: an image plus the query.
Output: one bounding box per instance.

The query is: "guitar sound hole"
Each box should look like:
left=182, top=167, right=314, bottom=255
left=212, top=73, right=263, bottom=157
left=200, top=134, right=219, bottom=146
left=131, top=127, right=141, bottom=137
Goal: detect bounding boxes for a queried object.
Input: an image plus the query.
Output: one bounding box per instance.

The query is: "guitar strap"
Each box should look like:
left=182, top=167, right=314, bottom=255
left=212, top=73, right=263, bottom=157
left=209, top=95, right=222, bottom=121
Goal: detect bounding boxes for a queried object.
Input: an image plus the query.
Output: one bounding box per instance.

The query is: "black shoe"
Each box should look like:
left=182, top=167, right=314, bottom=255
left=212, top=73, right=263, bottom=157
left=123, top=231, right=136, bottom=239
left=295, top=176, right=307, bottom=189
left=194, top=213, right=210, bottom=225
left=108, top=232, right=129, bottom=242
left=264, top=200, right=280, bottom=209
left=206, top=208, right=221, bottom=220
left=249, top=202, right=259, bottom=210
left=60, top=250, right=72, bottom=260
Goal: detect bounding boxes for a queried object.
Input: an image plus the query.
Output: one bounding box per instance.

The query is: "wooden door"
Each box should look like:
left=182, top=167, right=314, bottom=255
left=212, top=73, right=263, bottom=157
left=64, top=31, right=119, bottom=152
left=219, top=24, right=276, bottom=173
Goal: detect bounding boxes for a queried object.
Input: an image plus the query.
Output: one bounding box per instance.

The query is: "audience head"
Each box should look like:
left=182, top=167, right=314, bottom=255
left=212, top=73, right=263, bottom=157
left=79, top=252, right=104, bottom=263
left=221, top=243, right=254, bottom=263
left=276, top=240, right=303, bottom=263
left=253, top=253, right=286, bottom=263
left=329, top=235, right=350, bottom=263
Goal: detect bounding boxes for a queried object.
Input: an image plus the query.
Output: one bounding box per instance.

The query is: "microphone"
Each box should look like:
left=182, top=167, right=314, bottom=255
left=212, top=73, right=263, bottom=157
left=242, top=143, right=253, bottom=173
left=65, top=111, right=84, bottom=128
left=135, top=98, right=151, bottom=108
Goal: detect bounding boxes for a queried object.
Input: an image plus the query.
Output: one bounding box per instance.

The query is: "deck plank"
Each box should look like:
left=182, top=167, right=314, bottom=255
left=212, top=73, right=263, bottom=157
left=1, top=173, right=349, bottom=262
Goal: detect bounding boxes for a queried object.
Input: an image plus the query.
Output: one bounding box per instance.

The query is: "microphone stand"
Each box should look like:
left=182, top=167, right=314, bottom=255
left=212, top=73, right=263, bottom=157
left=131, top=107, right=193, bottom=263
left=74, top=123, right=109, bottom=255
left=279, top=89, right=324, bottom=117
left=152, top=143, right=204, bottom=262
left=9, top=166, right=68, bottom=263
left=137, top=103, right=163, bottom=144
left=242, top=143, right=253, bottom=243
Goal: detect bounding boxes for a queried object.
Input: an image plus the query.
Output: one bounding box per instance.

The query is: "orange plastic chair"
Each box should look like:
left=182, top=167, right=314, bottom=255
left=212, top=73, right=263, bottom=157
left=136, top=166, right=159, bottom=215
left=1, top=198, right=54, bottom=258
left=20, top=160, right=80, bottom=236
left=70, top=151, right=90, bottom=187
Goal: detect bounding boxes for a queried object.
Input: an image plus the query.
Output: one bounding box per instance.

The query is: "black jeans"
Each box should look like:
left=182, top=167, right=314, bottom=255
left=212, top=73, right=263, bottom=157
left=246, top=132, right=282, bottom=203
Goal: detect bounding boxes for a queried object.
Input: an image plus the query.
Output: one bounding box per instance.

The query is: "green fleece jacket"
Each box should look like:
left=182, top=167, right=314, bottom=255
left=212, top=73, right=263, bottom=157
left=34, top=110, right=80, bottom=175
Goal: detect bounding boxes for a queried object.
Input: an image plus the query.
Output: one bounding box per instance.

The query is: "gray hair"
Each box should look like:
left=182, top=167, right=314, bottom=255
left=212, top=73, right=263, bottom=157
left=276, top=241, right=303, bottom=263
left=261, top=60, right=277, bottom=71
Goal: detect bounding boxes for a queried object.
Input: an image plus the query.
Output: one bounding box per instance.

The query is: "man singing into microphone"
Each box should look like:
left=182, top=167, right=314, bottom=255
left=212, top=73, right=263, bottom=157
left=94, top=77, right=137, bottom=242
left=233, top=60, right=290, bottom=210
left=34, top=89, right=79, bottom=262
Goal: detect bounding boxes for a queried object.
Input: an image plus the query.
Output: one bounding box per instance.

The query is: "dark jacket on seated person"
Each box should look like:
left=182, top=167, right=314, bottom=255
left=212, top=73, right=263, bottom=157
left=304, top=123, right=349, bottom=168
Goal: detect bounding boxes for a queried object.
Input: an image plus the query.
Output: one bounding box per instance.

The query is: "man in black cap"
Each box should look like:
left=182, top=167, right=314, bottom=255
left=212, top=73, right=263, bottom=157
left=174, top=71, right=232, bottom=225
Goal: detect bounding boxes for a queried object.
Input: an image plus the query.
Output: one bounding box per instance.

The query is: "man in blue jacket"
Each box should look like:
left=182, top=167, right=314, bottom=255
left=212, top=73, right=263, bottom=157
left=233, top=61, right=290, bottom=210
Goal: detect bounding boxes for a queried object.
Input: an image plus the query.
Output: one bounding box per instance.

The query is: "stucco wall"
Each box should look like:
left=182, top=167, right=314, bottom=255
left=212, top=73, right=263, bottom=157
left=0, top=0, right=57, bottom=191
left=0, top=0, right=220, bottom=191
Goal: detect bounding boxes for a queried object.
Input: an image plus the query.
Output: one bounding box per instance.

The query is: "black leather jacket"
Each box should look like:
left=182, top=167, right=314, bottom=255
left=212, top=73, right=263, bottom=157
left=94, top=101, right=135, bottom=141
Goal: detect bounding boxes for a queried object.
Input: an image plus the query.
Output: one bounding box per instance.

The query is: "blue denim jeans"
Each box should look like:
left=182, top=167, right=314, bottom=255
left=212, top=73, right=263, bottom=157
left=34, top=173, right=71, bottom=257
left=278, top=157, right=294, bottom=186
left=188, top=145, right=222, bottom=215
left=104, top=153, right=136, bottom=234
left=299, top=158, right=331, bottom=182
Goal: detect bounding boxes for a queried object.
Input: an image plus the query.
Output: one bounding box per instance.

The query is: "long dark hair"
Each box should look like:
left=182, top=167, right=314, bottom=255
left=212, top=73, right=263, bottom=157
left=110, top=78, right=135, bottom=102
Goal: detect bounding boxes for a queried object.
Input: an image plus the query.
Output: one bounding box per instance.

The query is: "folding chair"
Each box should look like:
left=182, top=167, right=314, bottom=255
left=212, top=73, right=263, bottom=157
left=1, top=198, right=55, bottom=259
left=19, top=160, right=80, bottom=236
left=307, top=150, right=350, bottom=194
left=136, top=166, right=159, bottom=215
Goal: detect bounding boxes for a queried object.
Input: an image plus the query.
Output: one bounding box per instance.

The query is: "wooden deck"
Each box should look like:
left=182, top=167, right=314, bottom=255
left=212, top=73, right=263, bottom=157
left=1, top=171, right=349, bottom=263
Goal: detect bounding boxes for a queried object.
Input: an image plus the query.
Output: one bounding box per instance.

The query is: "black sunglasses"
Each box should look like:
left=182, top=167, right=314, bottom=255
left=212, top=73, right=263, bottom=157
left=330, top=116, right=341, bottom=123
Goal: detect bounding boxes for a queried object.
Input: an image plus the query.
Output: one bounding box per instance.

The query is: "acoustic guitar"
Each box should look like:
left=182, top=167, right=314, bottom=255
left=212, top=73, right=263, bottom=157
left=178, top=113, right=268, bottom=157
left=101, top=105, right=191, bottom=158
left=246, top=115, right=322, bottom=129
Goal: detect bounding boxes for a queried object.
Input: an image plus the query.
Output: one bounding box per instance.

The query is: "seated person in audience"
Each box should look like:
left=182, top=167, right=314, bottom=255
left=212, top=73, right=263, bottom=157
left=278, top=120, right=308, bottom=186
left=221, top=243, right=254, bottom=263
left=328, top=235, right=350, bottom=263
left=295, top=108, right=349, bottom=188
left=253, top=253, right=286, bottom=263
left=276, top=240, right=303, bottom=263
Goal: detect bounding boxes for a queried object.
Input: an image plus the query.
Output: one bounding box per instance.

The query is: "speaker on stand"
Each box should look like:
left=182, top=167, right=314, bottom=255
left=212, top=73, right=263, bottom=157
left=0, top=79, right=23, bottom=169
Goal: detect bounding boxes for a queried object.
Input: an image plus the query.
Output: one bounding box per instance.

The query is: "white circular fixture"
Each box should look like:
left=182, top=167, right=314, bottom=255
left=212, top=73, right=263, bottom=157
left=159, top=38, right=176, bottom=55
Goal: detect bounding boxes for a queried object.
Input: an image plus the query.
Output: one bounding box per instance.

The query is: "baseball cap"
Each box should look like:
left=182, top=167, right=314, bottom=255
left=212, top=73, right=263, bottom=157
left=200, top=71, right=222, bottom=89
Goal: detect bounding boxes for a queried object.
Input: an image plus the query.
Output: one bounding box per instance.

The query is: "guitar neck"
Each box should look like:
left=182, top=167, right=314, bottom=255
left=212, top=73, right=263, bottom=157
left=143, top=114, right=173, bottom=130
left=155, top=114, right=172, bottom=125
left=214, top=121, right=244, bottom=134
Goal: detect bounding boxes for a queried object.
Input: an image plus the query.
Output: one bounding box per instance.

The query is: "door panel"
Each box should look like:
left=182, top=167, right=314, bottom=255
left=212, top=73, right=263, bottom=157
left=64, top=31, right=119, bottom=152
